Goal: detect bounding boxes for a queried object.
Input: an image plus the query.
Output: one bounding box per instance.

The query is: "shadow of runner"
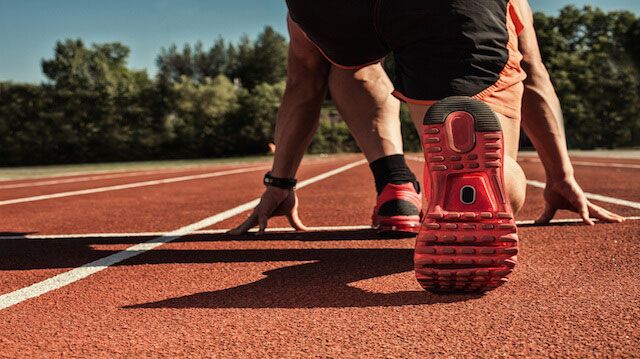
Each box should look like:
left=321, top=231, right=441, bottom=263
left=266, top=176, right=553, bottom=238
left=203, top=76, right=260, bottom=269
left=125, top=248, right=482, bottom=309
left=178, top=229, right=417, bottom=242
left=0, top=230, right=412, bottom=270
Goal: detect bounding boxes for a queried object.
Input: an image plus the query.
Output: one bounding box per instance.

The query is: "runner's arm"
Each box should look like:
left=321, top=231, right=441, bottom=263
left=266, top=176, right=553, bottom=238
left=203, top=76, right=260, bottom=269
left=228, top=17, right=329, bottom=235
left=517, top=4, right=573, bottom=182
left=270, top=17, right=330, bottom=178
left=517, top=1, right=624, bottom=224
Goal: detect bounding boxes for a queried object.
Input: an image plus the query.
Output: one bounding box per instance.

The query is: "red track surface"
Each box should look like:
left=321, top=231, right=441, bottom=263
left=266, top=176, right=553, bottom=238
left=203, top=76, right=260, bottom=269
left=1, top=154, right=639, bottom=357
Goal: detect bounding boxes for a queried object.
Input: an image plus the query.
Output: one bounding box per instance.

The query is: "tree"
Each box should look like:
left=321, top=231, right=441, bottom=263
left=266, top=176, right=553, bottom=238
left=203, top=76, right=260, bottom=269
left=228, top=81, right=286, bottom=154
left=39, top=39, right=160, bottom=162
left=533, top=7, right=640, bottom=148
left=166, top=74, right=240, bottom=156
left=157, top=26, right=288, bottom=89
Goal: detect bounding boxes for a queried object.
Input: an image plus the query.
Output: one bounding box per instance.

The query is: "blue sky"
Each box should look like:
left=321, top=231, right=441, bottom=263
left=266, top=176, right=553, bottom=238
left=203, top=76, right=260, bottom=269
left=1, top=0, right=638, bottom=83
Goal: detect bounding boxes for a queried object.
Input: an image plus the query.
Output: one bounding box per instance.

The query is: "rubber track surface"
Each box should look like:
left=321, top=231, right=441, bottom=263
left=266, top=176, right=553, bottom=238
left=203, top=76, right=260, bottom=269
left=0, top=155, right=639, bottom=357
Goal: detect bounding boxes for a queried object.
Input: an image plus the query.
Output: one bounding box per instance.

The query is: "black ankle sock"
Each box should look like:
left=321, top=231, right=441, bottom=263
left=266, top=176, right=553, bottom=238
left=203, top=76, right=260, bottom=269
left=369, top=154, right=419, bottom=195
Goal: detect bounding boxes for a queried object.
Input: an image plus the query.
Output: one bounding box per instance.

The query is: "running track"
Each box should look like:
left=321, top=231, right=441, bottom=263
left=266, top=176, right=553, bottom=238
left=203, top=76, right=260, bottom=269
left=1, top=154, right=638, bottom=357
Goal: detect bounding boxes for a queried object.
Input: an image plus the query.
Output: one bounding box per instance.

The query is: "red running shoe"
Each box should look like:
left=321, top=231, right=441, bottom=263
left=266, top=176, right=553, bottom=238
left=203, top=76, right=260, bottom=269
left=372, top=182, right=423, bottom=234
left=415, top=97, right=518, bottom=293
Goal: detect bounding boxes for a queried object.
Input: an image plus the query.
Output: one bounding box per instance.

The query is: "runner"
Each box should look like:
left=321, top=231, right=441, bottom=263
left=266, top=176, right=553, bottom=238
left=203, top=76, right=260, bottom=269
left=230, top=0, right=624, bottom=292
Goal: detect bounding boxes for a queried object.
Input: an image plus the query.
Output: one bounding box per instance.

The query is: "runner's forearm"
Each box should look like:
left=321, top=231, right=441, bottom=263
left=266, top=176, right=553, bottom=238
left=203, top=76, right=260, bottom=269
left=270, top=81, right=326, bottom=178
left=520, top=65, right=574, bottom=181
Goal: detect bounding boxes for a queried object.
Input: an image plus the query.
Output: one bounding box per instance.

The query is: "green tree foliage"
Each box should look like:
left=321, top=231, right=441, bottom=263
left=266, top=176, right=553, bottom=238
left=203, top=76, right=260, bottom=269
left=156, top=26, right=287, bottom=89
left=42, top=39, right=161, bottom=162
left=0, top=83, right=52, bottom=165
left=534, top=6, right=640, bottom=148
left=231, top=81, right=285, bottom=153
left=165, top=74, right=241, bottom=156
left=1, top=7, right=638, bottom=166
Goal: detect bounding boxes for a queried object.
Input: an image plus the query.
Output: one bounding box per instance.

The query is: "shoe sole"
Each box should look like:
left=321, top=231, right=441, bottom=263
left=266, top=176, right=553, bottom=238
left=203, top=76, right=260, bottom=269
left=415, top=97, right=518, bottom=293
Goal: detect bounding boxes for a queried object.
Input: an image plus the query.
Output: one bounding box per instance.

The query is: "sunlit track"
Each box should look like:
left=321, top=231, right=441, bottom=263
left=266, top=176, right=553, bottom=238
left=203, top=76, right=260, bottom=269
left=526, top=180, right=640, bottom=209
left=0, top=153, right=638, bottom=358
left=0, top=166, right=207, bottom=182
left=2, top=216, right=638, bottom=240
left=0, top=165, right=271, bottom=206
left=519, top=156, right=640, bottom=169
left=0, top=159, right=367, bottom=310
left=0, top=167, right=228, bottom=190
left=0, top=168, right=151, bottom=182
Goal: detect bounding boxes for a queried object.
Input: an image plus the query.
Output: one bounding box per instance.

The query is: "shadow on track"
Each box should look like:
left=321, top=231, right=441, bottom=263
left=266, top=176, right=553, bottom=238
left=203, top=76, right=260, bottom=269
left=0, top=229, right=415, bottom=270
left=517, top=221, right=593, bottom=228
left=124, top=230, right=482, bottom=309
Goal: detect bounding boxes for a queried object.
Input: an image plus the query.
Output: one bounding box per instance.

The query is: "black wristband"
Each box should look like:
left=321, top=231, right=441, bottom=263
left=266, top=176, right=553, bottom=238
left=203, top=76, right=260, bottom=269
left=263, top=172, right=297, bottom=189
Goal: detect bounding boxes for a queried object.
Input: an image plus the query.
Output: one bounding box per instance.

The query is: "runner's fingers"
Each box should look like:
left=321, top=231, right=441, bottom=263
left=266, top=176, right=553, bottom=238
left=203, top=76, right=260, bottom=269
left=287, top=210, right=309, bottom=232
left=257, top=214, right=269, bottom=235
left=578, top=201, right=594, bottom=225
left=228, top=212, right=259, bottom=235
left=588, top=202, right=625, bottom=223
left=535, top=205, right=556, bottom=224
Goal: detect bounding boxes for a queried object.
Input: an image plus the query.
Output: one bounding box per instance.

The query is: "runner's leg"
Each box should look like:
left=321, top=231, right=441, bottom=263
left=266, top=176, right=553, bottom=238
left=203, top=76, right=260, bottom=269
left=328, top=64, right=404, bottom=163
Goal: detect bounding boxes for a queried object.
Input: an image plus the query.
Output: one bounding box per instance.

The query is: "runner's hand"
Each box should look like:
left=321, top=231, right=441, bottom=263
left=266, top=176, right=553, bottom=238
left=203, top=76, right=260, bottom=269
left=535, top=176, right=625, bottom=225
left=228, top=186, right=308, bottom=235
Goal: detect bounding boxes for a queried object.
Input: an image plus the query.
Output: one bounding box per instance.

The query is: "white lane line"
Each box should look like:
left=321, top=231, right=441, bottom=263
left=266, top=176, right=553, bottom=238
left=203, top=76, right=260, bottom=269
left=526, top=180, right=640, bottom=210
left=0, top=166, right=271, bottom=206
left=3, top=216, right=639, bottom=240
left=571, top=161, right=640, bottom=169
left=0, top=159, right=366, bottom=310
left=406, top=156, right=640, bottom=210
left=0, top=167, right=217, bottom=190
left=0, top=169, right=143, bottom=182
left=519, top=157, right=640, bottom=169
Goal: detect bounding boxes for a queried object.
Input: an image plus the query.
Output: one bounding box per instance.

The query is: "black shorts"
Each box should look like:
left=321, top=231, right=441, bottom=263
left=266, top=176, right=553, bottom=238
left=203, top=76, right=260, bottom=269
left=286, top=0, right=528, bottom=117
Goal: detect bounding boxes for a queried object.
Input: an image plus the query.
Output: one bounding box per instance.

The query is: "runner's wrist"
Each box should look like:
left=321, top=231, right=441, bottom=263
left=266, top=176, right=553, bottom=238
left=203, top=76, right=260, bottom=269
left=263, top=172, right=297, bottom=189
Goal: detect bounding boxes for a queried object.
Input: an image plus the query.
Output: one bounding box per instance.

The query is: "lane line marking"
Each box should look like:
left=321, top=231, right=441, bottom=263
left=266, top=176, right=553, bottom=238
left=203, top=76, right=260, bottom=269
left=3, top=217, right=639, bottom=240
left=519, top=157, right=640, bottom=169
left=0, top=167, right=226, bottom=190
left=526, top=180, right=640, bottom=210
left=569, top=160, right=640, bottom=169
left=0, top=167, right=205, bottom=183
left=0, top=169, right=153, bottom=182
left=0, top=159, right=366, bottom=310
left=0, top=156, right=346, bottom=182
left=0, top=166, right=271, bottom=206
left=406, top=156, right=640, bottom=210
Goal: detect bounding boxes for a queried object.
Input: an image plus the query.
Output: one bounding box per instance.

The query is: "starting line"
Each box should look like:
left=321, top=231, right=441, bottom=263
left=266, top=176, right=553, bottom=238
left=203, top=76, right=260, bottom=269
left=1, top=216, right=639, bottom=241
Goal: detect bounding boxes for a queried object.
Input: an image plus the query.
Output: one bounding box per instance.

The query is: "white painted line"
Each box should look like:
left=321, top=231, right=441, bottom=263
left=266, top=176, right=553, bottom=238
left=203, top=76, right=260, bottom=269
left=571, top=161, right=640, bottom=169
left=520, top=157, right=640, bottom=169
left=0, top=166, right=199, bottom=182
left=0, top=159, right=366, bottom=310
left=0, top=166, right=271, bottom=206
left=0, top=167, right=215, bottom=190
left=0, top=169, right=144, bottom=182
left=515, top=216, right=640, bottom=225
left=526, top=180, right=640, bottom=210
left=3, top=216, right=639, bottom=240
